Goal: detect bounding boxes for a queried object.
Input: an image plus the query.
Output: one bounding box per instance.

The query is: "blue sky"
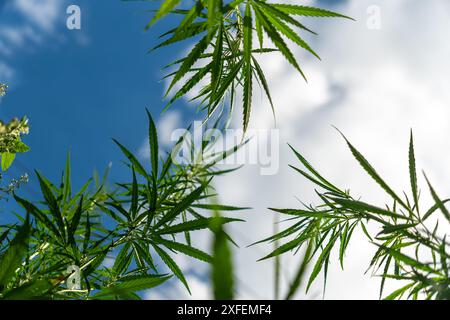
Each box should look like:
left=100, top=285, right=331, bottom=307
left=0, top=0, right=196, bottom=203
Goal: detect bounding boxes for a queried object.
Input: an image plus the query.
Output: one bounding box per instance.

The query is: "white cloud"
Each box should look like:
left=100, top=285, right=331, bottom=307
left=0, top=25, right=42, bottom=51
left=144, top=0, right=450, bottom=300
left=0, top=0, right=68, bottom=83
left=157, top=111, right=183, bottom=146
left=14, top=0, right=62, bottom=32
left=0, top=62, right=14, bottom=83
left=213, top=0, right=450, bottom=300
left=0, top=0, right=64, bottom=51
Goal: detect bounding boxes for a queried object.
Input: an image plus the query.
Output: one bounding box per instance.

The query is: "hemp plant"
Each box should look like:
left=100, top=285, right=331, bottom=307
left=260, top=132, right=450, bottom=300
left=0, top=111, right=244, bottom=299
left=145, top=0, right=352, bottom=131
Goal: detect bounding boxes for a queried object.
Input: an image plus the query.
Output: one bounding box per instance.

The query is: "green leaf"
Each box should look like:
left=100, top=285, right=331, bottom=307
left=105, top=198, right=131, bottom=221
left=254, top=11, right=263, bottom=49
left=14, top=194, right=61, bottom=240
left=339, top=132, right=410, bottom=211
left=360, top=221, right=373, bottom=241
left=133, top=241, right=156, bottom=271
left=113, top=139, right=149, bottom=179
left=0, top=216, right=29, bottom=288
left=63, top=152, right=72, bottom=203
left=113, top=243, right=132, bottom=276
left=172, top=1, right=205, bottom=39
left=255, top=2, right=320, bottom=59
left=423, top=199, right=450, bottom=221
left=83, top=250, right=107, bottom=276
left=306, top=231, right=339, bottom=292
left=3, top=279, right=52, bottom=300
left=1, top=152, right=15, bottom=171
left=130, top=168, right=138, bottom=219
left=339, top=222, right=350, bottom=269
left=208, top=0, right=222, bottom=32
left=191, top=203, right=250, bottom=211
left=153, top=245, right=190, bottom=294
left=289, top=145, right=342, bottom=194
left=212, top=220, right=234, bottom=300
left=155, top=238, right=213, bottom=263
left=206, top=59, right=244, bottom=119
left=155, top=217, right=241, bottom=235
left=259, top=234, right=308, bottom=261
left=146, top=109, right=159, bottom=179
left=82, top=213, right=91, bottom=253
left=168, top=63, right=213, bottom=106
left=92, top=275, right=171, bottom=299
left=146, top=0, right=181, bottom=29
left=153, top=22, right=208, bottom=52
left=166, top=31, right=215, bottom=96
left=210, top=23, right=223, bottom=104
left=252, top=56, right=275, bottom=119
left=424, top=173, right=450, bottom=223
left=285, top=240, right=313, bottom=300
left=153, top=184, right=207, bottom=229
left=0, top=227, right=12, bottom=244
left=384, top=282, right=415, bottom=300
left=408, top=131, right=419, bottom=214
left=12, top=140, right=30, bottom=153
left=329, top=197, right=413, bottom=221
left=36, top=171, right=66, bottom=241
left=379, top=246, right=436, bottom=273
left=380, top=223, right=418, bottom=235
left=253, top=5, right=306, bottom=80
left=272, top=4, right=354, bottom=20
left=242, top=2, right=253, bottom=132
left=69, top=196, right=84, bottom=245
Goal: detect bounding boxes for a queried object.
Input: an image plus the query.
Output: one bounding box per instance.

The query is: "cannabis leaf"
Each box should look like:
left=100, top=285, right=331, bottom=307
left=144, top=0, right=353, bottom=132
left=261, top=131, right=450, bottom=300
left=1, top=110, right=246, bottom=299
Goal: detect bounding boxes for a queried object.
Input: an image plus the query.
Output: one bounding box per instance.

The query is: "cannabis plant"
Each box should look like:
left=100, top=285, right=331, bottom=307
left=145, top=0, right=352, bottom=131
left=0, top=111, right=244, bottom=299
left=261, top=132, right=450, bottom=300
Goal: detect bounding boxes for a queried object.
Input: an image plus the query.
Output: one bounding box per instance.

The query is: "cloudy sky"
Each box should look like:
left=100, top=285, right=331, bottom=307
left=1, top=0, right=450, bottom=300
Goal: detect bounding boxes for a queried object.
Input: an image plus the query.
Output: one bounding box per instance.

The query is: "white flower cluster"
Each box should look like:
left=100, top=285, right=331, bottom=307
left=0, top=83, right=7, bottom=97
